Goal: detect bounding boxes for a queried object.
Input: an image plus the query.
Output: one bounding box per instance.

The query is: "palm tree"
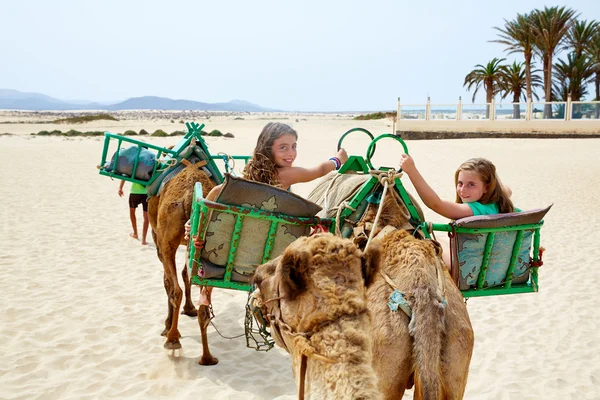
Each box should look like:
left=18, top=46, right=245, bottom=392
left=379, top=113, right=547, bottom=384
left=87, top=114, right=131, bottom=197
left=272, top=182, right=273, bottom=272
left=492, top=12, right=537, bottom=101
left=498, top=61, right=542, bottom=119
left=464, top=58, right=506, bottom=118
left=529, top=6, right=578, bottom=117
left=553, top=53, right=595, bottom=101
left=584, top=29, right=600, bottom=117
left=567, top=19, right=599, bottom=58
left=553, top=52, right=595, bottom=118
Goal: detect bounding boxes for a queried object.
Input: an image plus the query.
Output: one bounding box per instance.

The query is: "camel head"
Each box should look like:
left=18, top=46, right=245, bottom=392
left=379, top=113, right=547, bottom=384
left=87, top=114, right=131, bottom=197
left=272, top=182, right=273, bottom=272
left=252, top=233, right=383, bottom=399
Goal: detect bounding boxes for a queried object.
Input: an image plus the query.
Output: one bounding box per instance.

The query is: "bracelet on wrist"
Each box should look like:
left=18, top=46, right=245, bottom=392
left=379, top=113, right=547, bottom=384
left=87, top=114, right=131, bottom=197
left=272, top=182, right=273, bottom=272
left=329, top=157, right=341, bottom=170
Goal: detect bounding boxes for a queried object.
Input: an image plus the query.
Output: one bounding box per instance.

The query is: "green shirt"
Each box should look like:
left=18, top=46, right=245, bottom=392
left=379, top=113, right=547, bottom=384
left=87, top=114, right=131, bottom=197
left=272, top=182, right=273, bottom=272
left=466, top=202, right=499, bottom=216
left=131, top=183, right=147, bottom=195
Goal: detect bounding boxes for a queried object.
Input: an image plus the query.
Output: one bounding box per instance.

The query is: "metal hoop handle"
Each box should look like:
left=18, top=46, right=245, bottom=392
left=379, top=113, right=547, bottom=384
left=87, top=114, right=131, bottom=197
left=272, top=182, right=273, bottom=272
left=337, top=127, right=375, bottom=153
left=365, top=134, right=409, bottom=170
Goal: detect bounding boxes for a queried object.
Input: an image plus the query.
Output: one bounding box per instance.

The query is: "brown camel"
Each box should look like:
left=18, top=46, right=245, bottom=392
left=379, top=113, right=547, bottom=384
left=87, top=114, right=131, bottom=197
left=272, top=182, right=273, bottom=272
left=253, top=234, right=383, bottom=399
left=254, top=178, right=474, bottom=399
left=353, top=185, right=474, bottom=399
left=147, top=163, right=216, bottom=351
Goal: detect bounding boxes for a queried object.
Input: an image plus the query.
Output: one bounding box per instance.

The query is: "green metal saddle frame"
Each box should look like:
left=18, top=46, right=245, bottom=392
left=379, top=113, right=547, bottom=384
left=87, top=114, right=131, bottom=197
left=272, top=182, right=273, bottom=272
left=186, top=127, right=546, bottom=299
left=98, top=121, right=250, bottom=189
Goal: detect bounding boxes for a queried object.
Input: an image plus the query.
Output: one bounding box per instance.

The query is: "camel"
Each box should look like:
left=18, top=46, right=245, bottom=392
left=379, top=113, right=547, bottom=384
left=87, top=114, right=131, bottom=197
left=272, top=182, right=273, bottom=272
left=255, top=176, right=474, bottom=399
left=147, top=163, right=216, bottom=352
left=252, top=234, right=383, bottom=399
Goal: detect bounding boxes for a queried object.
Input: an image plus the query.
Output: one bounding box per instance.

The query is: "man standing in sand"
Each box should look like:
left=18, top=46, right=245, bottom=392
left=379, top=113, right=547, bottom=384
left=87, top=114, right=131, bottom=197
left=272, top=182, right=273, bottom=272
left=118, top=181, right=149, bottom=245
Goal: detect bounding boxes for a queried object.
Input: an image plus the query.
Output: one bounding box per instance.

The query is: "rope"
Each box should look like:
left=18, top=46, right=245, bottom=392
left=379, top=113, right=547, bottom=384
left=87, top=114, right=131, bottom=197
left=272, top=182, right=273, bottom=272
left=217, top=152, right=236, bottom=175
left=364, top=170, right=402, bottom=251
left=155, top=158, right=178, bottom=172
left=334, top=201, right=356, bottom=237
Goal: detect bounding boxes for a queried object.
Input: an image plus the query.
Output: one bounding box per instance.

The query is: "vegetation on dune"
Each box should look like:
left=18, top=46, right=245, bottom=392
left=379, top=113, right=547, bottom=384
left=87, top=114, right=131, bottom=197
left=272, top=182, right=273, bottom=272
left=52, top=113, right=119, bottom=123
left=353, top=111, right=397, bottom=120
left=27, top=124, right=235, bottom=138
left=151, top=129, right=169, bottom=137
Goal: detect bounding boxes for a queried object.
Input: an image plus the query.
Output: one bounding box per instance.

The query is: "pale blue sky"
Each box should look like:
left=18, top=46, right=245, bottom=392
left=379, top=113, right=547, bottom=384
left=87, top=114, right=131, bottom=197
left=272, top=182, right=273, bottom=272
left=1, top=0, right=598, bottom=111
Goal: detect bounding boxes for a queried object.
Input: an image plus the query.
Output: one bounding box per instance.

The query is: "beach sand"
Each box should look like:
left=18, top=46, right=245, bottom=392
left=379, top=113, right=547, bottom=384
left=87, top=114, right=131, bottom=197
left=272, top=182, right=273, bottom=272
left=1, top=113, right=599, bottom=399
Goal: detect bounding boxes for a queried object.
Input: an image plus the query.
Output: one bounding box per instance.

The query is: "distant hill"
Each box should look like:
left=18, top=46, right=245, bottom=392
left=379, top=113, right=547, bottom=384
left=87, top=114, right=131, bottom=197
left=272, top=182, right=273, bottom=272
left=0, top=89, right=277, bottom=112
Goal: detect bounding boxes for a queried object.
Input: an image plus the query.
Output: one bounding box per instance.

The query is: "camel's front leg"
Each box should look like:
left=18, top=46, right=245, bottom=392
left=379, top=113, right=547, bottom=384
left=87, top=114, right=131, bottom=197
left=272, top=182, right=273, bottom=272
left=181, top=259, right=197, bottom=317
left=197, top=304, right=218, bottom=365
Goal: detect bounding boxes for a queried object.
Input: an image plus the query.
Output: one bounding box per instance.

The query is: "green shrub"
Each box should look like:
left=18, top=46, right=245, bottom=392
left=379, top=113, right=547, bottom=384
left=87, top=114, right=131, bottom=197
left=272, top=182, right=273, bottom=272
left=139, top=129, right=148, bottom=135
left=37, top=130, right=51, bottom=135
left=234, top=117, right=244, bottom=120
left=51, top=130, right=62, bottom=135
left=170, top=119, right=174, bottom=123
left=151, top=129, right=169, bottom=137
left=83, top=131, right=105, bottom=136
left=208, top=129, right=223, bottom=137
left=224, top=132, right=235, bottom=138
left=124, top=130, right=138, bottom=136
left=200, top=130, right=209, bottom=136
left=65, top=129, right=83, bottom=136
left=170, top=130, right=185, bottom=136
left=353, top=111, right=397, bottom=120
left=52, top=113, right=118, bottom=123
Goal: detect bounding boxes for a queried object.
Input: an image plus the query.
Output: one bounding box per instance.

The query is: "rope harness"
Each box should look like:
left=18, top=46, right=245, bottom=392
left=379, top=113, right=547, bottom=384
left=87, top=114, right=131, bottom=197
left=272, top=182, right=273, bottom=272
left=262, top=283, right=373, bottom=400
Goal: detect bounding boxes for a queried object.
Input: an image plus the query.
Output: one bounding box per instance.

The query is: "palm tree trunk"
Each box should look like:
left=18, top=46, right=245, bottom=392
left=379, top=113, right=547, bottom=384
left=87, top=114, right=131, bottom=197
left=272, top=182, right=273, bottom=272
left=486, top=85, right=493, bottom=119
left=513, top=91, right=521, bottom=119
left=595, top=72, right=600, bottom=119
left=525, top=52, right=533, bottom=102
left=544, top=55, right=552, bottom=119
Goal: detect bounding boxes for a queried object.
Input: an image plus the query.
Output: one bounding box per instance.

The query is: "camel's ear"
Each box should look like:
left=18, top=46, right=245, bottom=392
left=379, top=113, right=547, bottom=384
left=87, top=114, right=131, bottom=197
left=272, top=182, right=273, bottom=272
left=280, top=250, right=311, bottom=300
left=361, top=243, right=381, bottom=288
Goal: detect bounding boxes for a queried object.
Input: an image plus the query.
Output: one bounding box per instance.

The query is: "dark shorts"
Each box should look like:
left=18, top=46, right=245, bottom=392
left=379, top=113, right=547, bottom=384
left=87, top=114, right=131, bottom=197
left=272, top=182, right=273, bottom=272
left=129, top=194, right=148, bottom=211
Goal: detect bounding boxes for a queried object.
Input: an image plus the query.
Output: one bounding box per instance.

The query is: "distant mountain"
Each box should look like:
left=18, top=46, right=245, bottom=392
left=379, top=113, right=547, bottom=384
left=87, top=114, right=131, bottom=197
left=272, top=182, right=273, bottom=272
left=0, top=89, right=277, bottom=112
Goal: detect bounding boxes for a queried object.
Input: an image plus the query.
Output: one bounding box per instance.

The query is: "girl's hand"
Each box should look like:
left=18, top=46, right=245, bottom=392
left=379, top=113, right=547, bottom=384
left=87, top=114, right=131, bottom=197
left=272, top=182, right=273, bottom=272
left=184, top=219, right=192, bottom=240
left=400, top=154, right=416, bottom=174
left=193, top=237, right=205, bottom=251
left=336, top=148, right=348, bottom=164
left=118, top=188, right=124, bottom=197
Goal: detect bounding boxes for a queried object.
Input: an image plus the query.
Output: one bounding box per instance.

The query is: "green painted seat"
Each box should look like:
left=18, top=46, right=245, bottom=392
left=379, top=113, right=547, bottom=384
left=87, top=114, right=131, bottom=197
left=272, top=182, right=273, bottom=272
left=189, top=175, right=325, bottom=291
left=430, top=205, right=551, bottom=297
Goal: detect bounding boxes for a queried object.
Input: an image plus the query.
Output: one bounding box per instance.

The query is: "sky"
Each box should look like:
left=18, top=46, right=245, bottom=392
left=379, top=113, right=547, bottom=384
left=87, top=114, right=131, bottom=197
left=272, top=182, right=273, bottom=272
left=1, top=0, right=599, bottom=112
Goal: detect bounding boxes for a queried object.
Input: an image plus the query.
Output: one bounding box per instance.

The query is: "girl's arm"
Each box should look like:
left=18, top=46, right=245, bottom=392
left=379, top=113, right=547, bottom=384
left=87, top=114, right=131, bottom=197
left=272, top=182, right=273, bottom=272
left=400, top=154, right=473, bottom=220
left=118, top=181, right=125, bottom=197
left=278, top=149, right=348, bottom=187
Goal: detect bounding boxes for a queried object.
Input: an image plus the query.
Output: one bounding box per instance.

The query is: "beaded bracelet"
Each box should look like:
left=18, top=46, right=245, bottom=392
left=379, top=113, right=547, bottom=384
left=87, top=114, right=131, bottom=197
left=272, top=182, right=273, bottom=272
left=329, top=157, right=341, bottom=170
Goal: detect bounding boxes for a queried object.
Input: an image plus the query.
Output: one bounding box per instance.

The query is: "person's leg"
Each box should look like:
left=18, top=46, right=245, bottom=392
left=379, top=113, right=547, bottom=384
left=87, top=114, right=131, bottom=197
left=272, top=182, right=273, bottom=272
left=199, top=286, right=213, bottom=306
left=141, top=211, right=149, bottom=245
left=129, top=207, right=138, bottom=239
left=128, top=194, right=139, bottom=239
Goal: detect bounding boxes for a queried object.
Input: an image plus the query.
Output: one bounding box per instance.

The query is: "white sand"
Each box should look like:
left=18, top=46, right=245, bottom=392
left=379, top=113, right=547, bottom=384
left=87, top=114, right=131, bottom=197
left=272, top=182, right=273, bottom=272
left=1, top=114, right=599, bottom=399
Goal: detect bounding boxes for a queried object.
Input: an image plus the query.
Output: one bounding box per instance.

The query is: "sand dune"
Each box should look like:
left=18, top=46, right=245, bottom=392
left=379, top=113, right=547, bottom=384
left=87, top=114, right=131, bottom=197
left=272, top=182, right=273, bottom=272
left=1, top=114, right=599, bottom=399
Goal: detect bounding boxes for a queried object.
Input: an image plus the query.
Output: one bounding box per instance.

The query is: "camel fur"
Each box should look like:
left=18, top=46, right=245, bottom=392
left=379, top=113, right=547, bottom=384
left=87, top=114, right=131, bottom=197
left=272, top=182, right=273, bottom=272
left=147, top=163, right=216, bottom=356
left=263, top=177, right=473, bottom=399
left=253, top=233, right=383, bottom=399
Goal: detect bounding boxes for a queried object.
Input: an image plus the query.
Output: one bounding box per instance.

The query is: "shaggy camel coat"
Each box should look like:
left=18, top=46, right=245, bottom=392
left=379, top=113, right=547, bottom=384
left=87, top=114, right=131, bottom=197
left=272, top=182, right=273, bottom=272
left=253, top=234, right=383, bottom=400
